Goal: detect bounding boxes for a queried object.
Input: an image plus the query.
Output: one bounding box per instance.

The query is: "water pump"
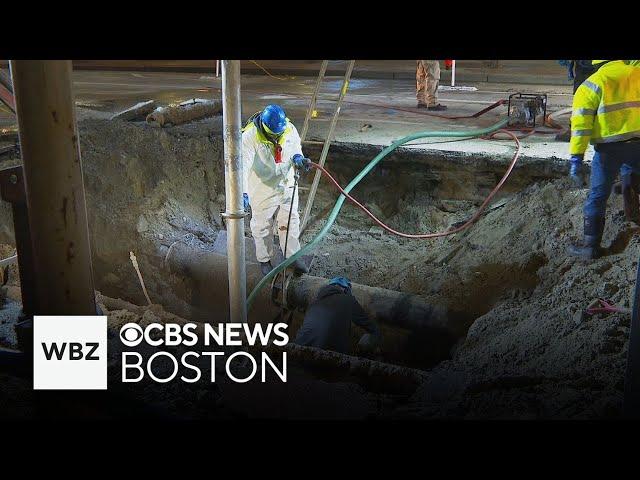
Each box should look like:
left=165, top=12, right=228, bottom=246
left=507, top=93, right=547, bottom=128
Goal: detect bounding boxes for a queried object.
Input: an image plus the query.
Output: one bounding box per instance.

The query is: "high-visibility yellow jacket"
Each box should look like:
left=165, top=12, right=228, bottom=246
left=570, top=60, right=640, bottom=155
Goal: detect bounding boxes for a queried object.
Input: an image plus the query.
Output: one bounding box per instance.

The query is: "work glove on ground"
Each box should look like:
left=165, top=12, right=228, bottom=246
left=570, top=155, right=586, bottom=188
left=292, top=154, right=312, bottom=173
left=243, top=193, right=250, bottom=211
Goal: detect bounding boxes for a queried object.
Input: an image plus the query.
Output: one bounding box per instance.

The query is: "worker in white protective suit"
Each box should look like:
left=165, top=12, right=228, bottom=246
left=242, top=104, right=311, bottom=277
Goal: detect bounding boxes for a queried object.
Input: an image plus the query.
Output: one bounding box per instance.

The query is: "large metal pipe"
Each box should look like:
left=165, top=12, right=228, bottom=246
left=10, top=60, right=96, bottom=315
left=220, top=60, right=247, bottom=324
left=286, top=274, right=451, bottom=333
left=164, top=243, right=467, bottom=339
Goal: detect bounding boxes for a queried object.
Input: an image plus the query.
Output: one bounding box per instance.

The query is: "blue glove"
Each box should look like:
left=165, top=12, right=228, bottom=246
left=292, top=154, right=311, bottom=173
left=570, top=155, right=585, bottom=188
left=243, top=193, right=250, bottom=211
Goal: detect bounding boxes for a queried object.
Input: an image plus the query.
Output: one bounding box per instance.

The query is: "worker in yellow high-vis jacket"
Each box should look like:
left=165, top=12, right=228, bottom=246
left=568, top=60, right=640, bottom=259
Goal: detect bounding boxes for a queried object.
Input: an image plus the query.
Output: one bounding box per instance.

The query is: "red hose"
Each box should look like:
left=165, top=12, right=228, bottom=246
left=339, top=97, right=508, bottom=120
left=309, top=129, right=521, bottom=239
left=240, top=87, right=566, bottom=137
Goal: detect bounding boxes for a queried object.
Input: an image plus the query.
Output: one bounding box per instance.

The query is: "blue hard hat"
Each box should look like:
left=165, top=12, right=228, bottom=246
left=260, top=104, right=287, bottom=135
left=329, top=276, right=352, bottom=293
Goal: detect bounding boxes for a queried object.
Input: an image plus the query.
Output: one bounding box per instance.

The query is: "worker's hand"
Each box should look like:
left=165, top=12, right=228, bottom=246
left=292, top=154, right=312, bottom=173
left=243, top=193, right=250, bottom=211
left=570, top=155, right=586, bottom=188
left=357, top=333, right=380, bottom=355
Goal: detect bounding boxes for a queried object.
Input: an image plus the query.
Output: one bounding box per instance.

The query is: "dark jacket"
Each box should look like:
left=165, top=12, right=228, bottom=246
left=293, top=284, right=381, bottom=354
left=558, top=60, right=598, bottom=93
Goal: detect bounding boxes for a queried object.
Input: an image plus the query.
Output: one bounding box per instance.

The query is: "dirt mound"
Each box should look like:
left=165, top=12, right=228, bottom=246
left=394, top=179, right=637, bottom=418
left=301, top=163, right=637, bottom=418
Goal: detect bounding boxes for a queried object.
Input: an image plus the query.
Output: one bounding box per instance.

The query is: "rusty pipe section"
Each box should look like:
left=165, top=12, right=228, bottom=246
left=163, top=242, right=271, bottom=324
left=164, top=242, right=458, bottom=336
left=286, top=274, right=451, bottom=333
left=146, top=99, right=222, bottom=127
left=10, top=60, right=96, bottom=315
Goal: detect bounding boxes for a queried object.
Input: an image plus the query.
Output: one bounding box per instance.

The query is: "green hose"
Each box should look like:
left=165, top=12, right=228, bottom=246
left=246, top=118, right=510, bottom=309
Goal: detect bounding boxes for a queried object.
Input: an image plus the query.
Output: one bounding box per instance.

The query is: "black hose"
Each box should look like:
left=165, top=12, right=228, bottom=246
left=280, top=171, right=299, bottom=319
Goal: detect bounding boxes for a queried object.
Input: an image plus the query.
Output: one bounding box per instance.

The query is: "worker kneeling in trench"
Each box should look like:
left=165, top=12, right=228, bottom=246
left=293, top=276, right=382, bottom=356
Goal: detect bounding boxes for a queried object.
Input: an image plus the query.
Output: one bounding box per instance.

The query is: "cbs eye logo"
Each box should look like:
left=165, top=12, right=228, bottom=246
left=120, top=323, right=144, bottom=347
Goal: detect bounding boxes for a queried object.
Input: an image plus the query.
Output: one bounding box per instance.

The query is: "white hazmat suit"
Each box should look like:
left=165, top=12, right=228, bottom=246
left=242, top=118, right=303, bottom=263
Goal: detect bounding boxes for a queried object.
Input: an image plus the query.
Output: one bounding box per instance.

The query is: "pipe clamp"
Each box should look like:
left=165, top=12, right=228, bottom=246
left=220, top=211, right=247, bottom=219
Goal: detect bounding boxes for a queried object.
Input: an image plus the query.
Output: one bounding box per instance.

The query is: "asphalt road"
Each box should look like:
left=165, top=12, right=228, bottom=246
left=1, top=69, right=575, bottom=159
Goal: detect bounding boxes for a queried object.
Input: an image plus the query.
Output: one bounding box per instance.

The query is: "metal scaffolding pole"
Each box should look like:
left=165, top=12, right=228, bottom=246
left=300, top=60, right=355, bottom=233
left=221, top=60, right=247, bottom=324
left=10, top=60, right=96, bottom=315
left=299, top=60, right=328, bottom=142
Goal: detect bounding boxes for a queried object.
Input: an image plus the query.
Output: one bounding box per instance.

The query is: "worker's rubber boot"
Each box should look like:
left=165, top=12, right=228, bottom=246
left=568, top=216, right=605, bottom=260
left=259, top=261, right=273, bottom=277
left=290, top=258, right=308, bottom=276
left=622, top=174, right=640, bottom=224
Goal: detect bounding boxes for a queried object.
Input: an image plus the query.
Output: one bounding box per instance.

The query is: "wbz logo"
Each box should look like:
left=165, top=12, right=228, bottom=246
left=33, top=316, right=107, bottom=390
left=41, top=341, right=100, bottom=361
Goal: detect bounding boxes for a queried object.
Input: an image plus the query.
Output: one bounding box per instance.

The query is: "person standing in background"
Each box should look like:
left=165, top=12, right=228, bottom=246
left=416, top=60, right=447, bottom=111
left=556, top=60, right=598, bottom=142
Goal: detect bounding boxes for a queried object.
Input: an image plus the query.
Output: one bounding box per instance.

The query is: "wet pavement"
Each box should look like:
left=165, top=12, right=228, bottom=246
left=0, top=67, right=577, bottom=161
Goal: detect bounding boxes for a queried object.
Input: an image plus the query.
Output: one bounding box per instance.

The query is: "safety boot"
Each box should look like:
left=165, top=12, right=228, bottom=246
left=287, top=258, right=308, bottom=276
left=259, top=261, right=273, bottom=277
left=622, top=174, right=640, bottom=224
left=568, top=216, right=605, bottom=259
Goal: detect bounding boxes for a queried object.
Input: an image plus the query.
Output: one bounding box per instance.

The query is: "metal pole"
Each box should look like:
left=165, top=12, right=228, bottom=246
left=300, top=60, right=355, bottom=233
left=0, top=166, right=38, bottom=317
left=221, top=60, right=247, bottom=324
left=451, top=60, right=456, bottom=87
left=10, top=60, right=96, bottom=315
left=625, top=259, right=640, bottom=417
left=299, top=60, right=329, bottom=142
left=0, top=68, right=15, bottom=113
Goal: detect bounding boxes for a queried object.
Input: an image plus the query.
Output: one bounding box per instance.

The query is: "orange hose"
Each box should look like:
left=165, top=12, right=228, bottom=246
left=310, top=129, right=521, bottom=239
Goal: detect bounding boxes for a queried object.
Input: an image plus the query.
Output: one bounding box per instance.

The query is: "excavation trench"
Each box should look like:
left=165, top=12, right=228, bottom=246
left=0, top=118, right=565, bottom=372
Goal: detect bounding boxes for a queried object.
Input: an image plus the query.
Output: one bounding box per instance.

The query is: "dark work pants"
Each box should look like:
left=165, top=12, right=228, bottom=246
left=584, top=142, right=640, bottom=219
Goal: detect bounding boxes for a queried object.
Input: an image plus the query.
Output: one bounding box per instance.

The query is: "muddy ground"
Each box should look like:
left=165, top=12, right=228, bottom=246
left=0, top=113, right=635, bottom=419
